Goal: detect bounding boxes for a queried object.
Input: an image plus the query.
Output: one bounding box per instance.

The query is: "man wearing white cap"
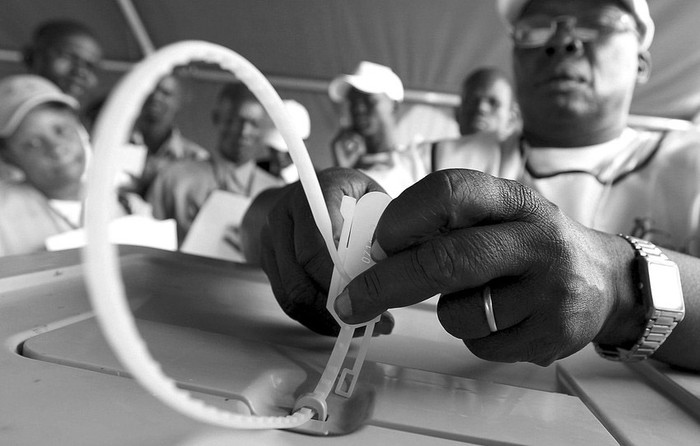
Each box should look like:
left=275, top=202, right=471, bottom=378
left=251, top=0, right=700, bottom=372
left=328, top=61, right=424, bottom=197
left=0, top=75, right=163, bottom=256
left=0, top=75, right=91, bottom=255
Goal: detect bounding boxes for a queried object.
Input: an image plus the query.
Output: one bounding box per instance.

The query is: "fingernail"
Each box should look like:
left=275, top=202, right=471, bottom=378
left=334, top=288, right=353, bottom=319
left=370, top=239, right=387, bottom=262
left=372, top=312, right=395, bottom=336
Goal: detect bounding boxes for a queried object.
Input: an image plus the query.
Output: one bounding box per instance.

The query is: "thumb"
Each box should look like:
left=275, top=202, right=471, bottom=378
left=333, top=240, right=445, bottom=324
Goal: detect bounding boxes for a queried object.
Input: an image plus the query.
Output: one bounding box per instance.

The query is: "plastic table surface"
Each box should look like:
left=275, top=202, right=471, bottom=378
left=0, top=246, right=698, bottom=445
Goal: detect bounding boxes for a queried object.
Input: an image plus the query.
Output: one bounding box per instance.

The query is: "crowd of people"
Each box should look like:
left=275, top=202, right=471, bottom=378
left=0, top=15, right=514, bottom=257
left=1, top=0, right=699, bottom=373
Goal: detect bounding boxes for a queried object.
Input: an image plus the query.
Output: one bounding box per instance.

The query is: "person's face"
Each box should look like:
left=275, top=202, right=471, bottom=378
left=140, top=75, right=182, bottom=125
left=34, top=33, right=102, bottom=102
left=512, top=0, right=644, bottom=134
left=458, top=77, right=514, bottom=137
left=347, top=88, right=394, bottom=139
left=1, top=104, right=86, bottom=193
left=213, top=98, right=266, bottom=164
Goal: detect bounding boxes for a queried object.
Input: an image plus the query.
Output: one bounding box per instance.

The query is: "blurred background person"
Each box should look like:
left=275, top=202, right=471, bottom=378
left=147, top=81, right=284, bottom=243
left=0, top=75, right=164, bottom=256
left=258, top=99, right=311, bottom=184
left=1, top=20, right=102, bottom=182
left=427, top=67, right=521, bottom=179
left=23, top=19, right=102, bottom=109
left=0, top=75, right=94, bottom=255
left=128, top=72, right=209, bottom=197
left=329, top=61, right=425, bottom=196
left=455, top=67, right=520, bottom=140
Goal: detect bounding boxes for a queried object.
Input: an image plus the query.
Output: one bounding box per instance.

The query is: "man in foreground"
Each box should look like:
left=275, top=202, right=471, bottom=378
left=250, top=0, right=700, bottom=371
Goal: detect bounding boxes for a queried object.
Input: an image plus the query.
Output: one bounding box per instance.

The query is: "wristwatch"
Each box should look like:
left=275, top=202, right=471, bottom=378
left=594, top=235, right=685, bottom=362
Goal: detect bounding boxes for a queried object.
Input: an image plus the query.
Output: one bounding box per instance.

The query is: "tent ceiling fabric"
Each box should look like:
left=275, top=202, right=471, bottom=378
left=3, top=0, right=700, bottom=117
left=2, top=0, right=700, bottom=167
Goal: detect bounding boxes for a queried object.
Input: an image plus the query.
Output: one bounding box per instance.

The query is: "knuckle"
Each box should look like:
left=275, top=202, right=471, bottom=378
left=354, top=268, right=386, bottom=312
left=413, top=238, right=462, bottom=291
left=283, top=279, right=339, bottom=336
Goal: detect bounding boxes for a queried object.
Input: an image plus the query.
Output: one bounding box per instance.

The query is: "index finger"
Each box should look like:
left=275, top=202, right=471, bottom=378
left=374, top=169, right=545, bottom=256
left=336, top=219, right=543, bottom=324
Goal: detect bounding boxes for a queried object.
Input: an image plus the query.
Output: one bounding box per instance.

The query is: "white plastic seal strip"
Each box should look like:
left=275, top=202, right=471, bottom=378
left=84, top=41, right=380, bottom=430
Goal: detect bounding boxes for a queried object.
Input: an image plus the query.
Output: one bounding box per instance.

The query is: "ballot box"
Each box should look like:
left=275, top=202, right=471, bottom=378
left=1, top=246, right=698, bottom=445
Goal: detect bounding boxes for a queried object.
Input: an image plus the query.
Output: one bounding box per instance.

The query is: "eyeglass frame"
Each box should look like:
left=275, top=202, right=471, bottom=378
left=511, top=11, right=641, bottom=49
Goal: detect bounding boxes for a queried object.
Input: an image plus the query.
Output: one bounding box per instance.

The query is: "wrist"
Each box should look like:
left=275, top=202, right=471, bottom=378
left=593, top=234, right=646, bottom=347
left=594, top=235, right=685, bottom=361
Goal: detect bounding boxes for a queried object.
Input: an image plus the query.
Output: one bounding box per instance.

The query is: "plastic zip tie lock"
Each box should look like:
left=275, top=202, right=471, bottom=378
left=291, top=192, right=391, bottom=434
left=325, top=192, right=391, bottom=397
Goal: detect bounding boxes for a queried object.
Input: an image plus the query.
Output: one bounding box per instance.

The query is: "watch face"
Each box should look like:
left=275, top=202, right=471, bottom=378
left=645, top=260, right=685, bottom=311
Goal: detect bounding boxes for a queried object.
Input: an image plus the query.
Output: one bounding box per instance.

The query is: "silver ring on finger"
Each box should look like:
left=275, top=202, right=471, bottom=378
left=482, top=285, right=498, bottom=332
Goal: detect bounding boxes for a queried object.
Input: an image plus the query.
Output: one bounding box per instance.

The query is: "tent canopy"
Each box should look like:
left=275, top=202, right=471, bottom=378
left=2, top=0, right=700, bottom=167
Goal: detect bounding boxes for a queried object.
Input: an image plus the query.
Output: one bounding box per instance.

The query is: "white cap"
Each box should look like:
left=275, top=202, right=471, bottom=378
left=263, top=100, right=311, bottom=152
left=328, top=61, right=404, bottom=103
left=0, top=75, right=78, bottom=138
left=496, top=0, right=655, bottom=51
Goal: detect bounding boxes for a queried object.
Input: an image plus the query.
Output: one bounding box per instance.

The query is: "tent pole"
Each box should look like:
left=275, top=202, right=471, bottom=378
left=115, top=0, right=155, bottom=56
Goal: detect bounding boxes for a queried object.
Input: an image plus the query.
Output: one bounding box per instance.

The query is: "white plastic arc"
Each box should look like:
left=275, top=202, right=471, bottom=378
left=84, top=41, right=363, bottom=429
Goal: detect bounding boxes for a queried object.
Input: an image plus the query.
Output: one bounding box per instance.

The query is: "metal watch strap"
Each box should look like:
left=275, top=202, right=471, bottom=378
left=594, top=235, right=682, bottom=362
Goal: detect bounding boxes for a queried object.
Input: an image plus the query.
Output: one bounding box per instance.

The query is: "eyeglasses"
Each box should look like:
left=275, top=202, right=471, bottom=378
left=512, top=12, right=639, bottom=48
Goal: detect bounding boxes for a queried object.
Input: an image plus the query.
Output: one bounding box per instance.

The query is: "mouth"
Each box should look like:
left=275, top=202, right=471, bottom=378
left=470, top=117, right=491, bottom=130
left=144, top=102, right=164, bottom=114
left=65, top=77, right=87, bottom=93
left=353, top=118, right=371, bottom=130
left=541, top=68, right=589, bottom=88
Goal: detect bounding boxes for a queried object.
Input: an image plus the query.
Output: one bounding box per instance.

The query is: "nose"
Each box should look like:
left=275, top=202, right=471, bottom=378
left=543, top=22, right=584, bottom=57
left=477, top=99, right=492, bottom=114
left=241, top=120, right=258, bottom=138
left=44, top=141, right=75, bottom=161
left=70, top=59, right=97, bottom=83
left=351, top=100, right=369, bottom=117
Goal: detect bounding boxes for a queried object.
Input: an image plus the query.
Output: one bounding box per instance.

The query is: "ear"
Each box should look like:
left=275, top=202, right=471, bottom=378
left=636, top=51, right=652, bottom=85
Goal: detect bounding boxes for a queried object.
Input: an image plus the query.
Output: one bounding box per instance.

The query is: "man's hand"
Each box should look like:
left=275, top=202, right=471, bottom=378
left=259, top=167, right=394, bottom=336
left=331, top=130, right=366, bottom=168
left=334, top=169, right=635, bottom=366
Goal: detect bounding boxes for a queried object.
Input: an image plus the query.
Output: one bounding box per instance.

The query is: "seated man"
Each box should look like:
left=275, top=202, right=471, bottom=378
left=0, top=75, right=103, bottom=255
left=148, top=81, right=284, bottom=243
left=329, top=61, right=426, bottom=197
left=129, top=73, right=209, bottom=197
